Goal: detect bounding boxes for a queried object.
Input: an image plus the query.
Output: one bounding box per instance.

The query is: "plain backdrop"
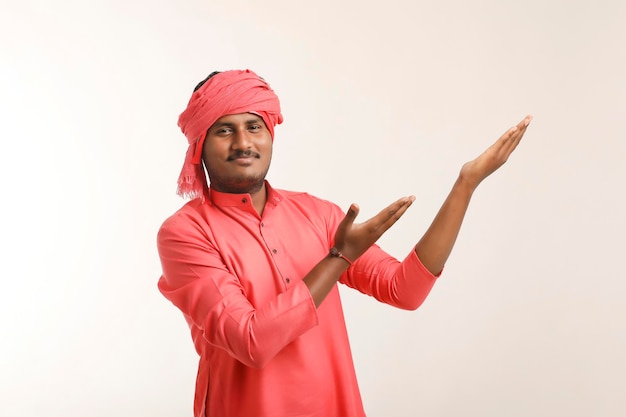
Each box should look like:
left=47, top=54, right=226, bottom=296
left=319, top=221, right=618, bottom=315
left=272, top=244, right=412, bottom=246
left=1, top=0, right=625, bottom=416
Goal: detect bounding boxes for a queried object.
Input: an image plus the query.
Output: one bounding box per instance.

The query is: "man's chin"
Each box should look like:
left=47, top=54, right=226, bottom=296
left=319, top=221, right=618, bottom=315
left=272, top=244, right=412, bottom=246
left=210, top=177, right=266, bottom=195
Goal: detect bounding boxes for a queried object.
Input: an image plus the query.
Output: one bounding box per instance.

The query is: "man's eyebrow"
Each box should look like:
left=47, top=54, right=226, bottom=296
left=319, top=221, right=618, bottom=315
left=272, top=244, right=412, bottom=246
left=245, top=116, right=264, bottom=124
left=210, top=121, right=234, bottom=130
left=210, top=116, right=264, bottom=131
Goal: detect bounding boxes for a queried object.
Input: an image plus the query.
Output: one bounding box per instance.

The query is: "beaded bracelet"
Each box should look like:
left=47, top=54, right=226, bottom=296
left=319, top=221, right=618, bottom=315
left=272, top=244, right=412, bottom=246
left=329, top=247, right=353, bottom=266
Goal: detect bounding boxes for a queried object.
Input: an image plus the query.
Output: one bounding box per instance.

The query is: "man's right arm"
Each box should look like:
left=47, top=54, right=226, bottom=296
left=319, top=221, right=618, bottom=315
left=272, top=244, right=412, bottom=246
left=157, top=218, right=319, bottom=368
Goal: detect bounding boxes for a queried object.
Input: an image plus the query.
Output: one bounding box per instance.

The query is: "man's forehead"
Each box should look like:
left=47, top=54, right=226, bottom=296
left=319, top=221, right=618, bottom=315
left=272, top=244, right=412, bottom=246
left=212, top=113, right=264, bottom=125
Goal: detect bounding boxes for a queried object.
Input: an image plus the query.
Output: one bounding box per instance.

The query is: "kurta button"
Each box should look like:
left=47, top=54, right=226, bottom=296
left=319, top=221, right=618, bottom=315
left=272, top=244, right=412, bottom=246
left=286, top=278, right=291, bottom=283
left=242, top=198, right=247, bottom=203
left=272, top=249, right=277, bottom=254
left=261, top=223, right=264, bottom=227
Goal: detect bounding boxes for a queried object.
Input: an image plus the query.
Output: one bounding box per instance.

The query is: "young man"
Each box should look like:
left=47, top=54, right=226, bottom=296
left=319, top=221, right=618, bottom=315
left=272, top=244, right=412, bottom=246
left=157, top=69, right=532, bottom=417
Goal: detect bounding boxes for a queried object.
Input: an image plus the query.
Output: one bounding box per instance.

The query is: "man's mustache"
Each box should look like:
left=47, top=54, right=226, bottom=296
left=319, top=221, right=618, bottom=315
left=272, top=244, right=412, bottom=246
left=227, top=150, right=261, bottom=161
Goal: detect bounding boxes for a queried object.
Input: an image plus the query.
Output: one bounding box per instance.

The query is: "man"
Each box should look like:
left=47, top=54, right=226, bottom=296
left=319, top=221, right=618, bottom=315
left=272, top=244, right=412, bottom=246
left=157, top=69, right=532, bottom=417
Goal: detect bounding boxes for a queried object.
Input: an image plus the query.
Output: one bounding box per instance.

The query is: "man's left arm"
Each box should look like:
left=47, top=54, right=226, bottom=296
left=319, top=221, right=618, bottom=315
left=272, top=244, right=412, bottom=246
left=415, top=115, right=532, bottom=275
left=341, top=245, right=439, bottom=310
left=328, top=115, right=532, bottom=308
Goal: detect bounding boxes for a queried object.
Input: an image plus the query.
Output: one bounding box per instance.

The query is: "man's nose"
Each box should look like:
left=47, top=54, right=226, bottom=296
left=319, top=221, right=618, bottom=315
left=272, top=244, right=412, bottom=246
left=232, top=129, right=252, bottom=149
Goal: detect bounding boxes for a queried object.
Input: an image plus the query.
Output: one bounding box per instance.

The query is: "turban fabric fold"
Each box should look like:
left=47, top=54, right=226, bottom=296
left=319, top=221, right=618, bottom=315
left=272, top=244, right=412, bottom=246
left=176, top=69, right=283, bottom=199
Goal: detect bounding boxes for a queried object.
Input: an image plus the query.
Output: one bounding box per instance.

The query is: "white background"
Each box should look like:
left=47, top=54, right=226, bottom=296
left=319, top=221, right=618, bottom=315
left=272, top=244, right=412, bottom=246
left=1, top=0, right=625, bottom=416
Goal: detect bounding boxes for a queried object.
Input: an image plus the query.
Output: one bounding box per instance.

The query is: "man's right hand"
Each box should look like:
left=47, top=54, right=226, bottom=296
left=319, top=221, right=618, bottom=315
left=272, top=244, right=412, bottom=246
left=333, top=196, right=416, bottom=263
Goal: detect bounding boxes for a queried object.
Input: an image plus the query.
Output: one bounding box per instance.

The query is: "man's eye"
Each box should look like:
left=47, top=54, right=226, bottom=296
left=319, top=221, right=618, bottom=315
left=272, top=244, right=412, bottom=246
left=249, top=125, right=261, bottom=131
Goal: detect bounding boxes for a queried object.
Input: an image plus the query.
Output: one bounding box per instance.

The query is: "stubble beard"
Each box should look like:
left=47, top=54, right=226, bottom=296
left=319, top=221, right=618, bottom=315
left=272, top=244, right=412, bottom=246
left=208, top=170, right=269, bottom=195
left=204, top=151, right=272, bottom=195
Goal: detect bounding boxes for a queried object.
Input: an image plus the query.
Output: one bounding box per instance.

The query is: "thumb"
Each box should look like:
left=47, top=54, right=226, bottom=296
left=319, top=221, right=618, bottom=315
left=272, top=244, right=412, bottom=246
left=345, top=203, right=359, bottom=224
left=337, top=203, right=360, bottom=230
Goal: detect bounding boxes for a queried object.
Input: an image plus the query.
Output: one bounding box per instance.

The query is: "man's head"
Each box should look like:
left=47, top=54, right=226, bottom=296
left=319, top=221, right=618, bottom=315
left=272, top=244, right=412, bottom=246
left=201, top=112, right=273, bottom=195
left=176, top=69, right=283, bottom=199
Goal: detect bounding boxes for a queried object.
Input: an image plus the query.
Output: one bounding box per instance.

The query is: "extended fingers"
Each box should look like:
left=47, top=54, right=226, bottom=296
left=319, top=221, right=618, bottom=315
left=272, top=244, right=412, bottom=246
left=496, top=115, right=533, bottom=156
left=509, top=115, right=533, bottom=142
left=516, top=114, right=533, bottom=130
left=376, top=196, right=415, bottom=230
left=501, top=115, right=532, bottom=141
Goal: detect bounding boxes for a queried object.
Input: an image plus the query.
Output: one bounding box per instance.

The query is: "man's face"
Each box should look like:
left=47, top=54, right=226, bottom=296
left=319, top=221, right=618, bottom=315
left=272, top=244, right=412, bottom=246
left=202, top=113, right=273, bottom=194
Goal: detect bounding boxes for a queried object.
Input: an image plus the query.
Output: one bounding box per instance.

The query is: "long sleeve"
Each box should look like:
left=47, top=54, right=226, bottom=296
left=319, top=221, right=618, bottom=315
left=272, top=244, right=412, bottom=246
left=341, top=246, right=439, bottom=310
left=321, top=201, right=440, bottom=310
left=157, top=214, right=319, bottom=368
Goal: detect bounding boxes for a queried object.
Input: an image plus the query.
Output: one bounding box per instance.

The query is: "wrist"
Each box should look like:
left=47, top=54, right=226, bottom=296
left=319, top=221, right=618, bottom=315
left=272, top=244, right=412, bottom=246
left=454, top=174, right=479, bottom=195
left=329, top=247, right=353, bottom=266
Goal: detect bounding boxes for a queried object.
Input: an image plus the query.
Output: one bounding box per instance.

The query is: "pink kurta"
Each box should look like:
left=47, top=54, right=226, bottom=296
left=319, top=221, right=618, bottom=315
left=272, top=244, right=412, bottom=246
left=157, top=182, right=438, bottom=417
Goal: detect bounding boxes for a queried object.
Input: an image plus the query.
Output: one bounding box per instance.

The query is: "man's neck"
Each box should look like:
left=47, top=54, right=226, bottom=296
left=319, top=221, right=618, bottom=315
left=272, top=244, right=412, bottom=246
left=250, top=182, right=268, bottom=216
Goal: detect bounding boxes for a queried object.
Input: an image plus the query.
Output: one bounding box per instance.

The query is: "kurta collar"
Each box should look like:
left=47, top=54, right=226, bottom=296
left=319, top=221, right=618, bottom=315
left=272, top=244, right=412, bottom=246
left=207, top=181, right=285, bottom=209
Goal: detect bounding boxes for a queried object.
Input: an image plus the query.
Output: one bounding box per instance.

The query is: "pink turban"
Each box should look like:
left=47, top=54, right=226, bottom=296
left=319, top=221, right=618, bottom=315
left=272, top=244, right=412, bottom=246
left=176, top=69, right=283, bottom=199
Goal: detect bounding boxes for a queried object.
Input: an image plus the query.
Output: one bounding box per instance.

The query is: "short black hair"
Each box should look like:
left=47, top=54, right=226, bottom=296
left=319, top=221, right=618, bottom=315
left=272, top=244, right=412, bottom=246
left=193, top=71, right=222, bottom=92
